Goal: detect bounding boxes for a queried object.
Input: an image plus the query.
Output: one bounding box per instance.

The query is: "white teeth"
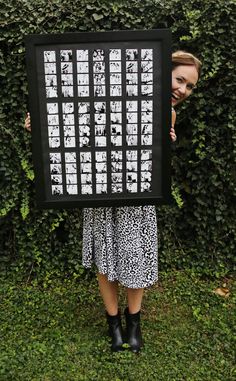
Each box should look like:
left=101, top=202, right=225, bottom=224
left=172, top=94, right=180, bottom=100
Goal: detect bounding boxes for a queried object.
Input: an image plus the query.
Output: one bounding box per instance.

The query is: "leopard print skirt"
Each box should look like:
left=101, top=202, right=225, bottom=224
left=82, top=206, right=158, bottom=288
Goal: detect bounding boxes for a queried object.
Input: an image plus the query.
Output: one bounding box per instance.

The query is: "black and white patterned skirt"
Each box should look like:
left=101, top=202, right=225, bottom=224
left=82, top=206, right=158, bottom=288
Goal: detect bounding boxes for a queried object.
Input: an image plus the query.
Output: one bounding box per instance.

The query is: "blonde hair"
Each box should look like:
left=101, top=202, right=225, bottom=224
left=172, top=50, right=202, bottom=78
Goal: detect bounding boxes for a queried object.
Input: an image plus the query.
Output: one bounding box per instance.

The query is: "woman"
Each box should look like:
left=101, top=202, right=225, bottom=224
left=25, top=50, right=202, bottom=354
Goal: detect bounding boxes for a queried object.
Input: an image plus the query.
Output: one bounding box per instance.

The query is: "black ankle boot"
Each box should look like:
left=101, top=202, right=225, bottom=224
left=124, top=307, right=143, bottom=353
left=106, top=311, right=124, bottom=352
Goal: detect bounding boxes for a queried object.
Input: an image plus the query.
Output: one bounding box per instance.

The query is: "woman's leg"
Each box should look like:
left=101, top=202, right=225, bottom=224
left=126, top=288, right=144, bottom=313
left=97, top=273, right=119, bottom=315
left=125, top=287, right=144, bottom=353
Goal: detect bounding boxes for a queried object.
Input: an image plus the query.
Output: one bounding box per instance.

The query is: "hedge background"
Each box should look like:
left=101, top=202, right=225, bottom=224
left=0, top=0, right=235, bottom=280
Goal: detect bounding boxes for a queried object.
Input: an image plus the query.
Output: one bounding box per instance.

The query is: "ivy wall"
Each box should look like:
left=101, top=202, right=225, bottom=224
left=0, top=0, right=235, bottom=279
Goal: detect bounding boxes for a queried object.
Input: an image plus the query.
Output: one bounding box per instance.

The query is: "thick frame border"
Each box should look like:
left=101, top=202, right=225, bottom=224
left=25, top=29, right=172, bottom=208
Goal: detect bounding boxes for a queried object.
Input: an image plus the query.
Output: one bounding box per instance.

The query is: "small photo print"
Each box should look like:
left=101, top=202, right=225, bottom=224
left=141, top=111, right=152, bottom=123
left=64, top=136, right=76, bottom=148
left=81, top=174, right=92, bottom=184
left=126, top=113, right=138, bottom=124
left=64, top=125, right=75, bottom=137
left=63, top=114, right=74, bottom=125
left=94, top=102, right=106, bottom=113
left=79, top=136, right=90, bottom=147
left=141, top=49, right=153, bottom=60
left=52, top=185, right=63, bottom=195
left=126, top=161, right=138, bottom=172
left=141, top=182, right=152, bottom=192
left=110, top=113, right=122, bottom=124
left=93, top=62, right=105, bottom=73
left=44, top=51, right=56, bottom=62
left=111, top=184, right=123, bottom=193
left=126, top=101, right=138, bottom=112
left=65, top=152, right=76, bottom=163
left=48, top=126, right=60, bottom=137
left=67, top=185, right=78, bottom=195
left=111, top=161, right=122, bottom=172
left=111, top=135, right=122, bottom=146
left=95, top=151, right=106, bottom=162
left=111, top=173, right=122, bottom=183
left=141, top=160, right=152, bottom=171
left=50, top=152, right=61, bottom=164
left=109, top=49, right=121, bottom=61
left=141, top=134, right=153, bottom=145
left=126, top=150, right=137, bottom=161
left=141, top=85, right=153, bottom=96
left=93, top=74, right=105, bottom=85
left=95, top=113, right=106, bottom=125
left=77, top=62, right=89, bottom=73
left=48, top=114, right=59, bottom=125
left=141, top=171, right=152, bottom=182
left=126, top=62, right=138, bottom=73
left=126, top=49, right=138, bottom=60
left=126, top=73, right=138, bottom=85
left=60, top=50, right=73, bottom=61
left=78, top=86, right=89, bottom=97
left=78, top=102, right=90, bottom=113
left=47, top=103, right=58, bottom=114
left=127, top=183, right=138, bottom=193
left=141, top=149, right=152, bottom=161
left=141, top=124, right=153, bottom=134
left=141, top=61, right=153, bottom=73
left=65, top=163, right=77, bottom=174
left=126, top=172, right=137, bottom=183
left=77, top=74, right=89, bottom=85
left=110, top=85, right=122, bottom=97
left=126, top=124, right=138, bottom=134
left=96, top=162, right=107, bottom=173
left=80, top=152, right=92, bottom=163
left=141, top=100, right=153, bottom=112
left=81, top=184, right=93, bottom=194
left=62, top=102, right=74, bottom=114
left=61, top=74, right=73, bottom=86
left=46, top=87, right=58, bottom=98
left=96, top=184, right=107, bottom=194
left=62, top=86, right=74, bottom=97
left=111, top=151, right=122, bottom=161
left=61, top=63, right=73, bottom=74
left=126, top=85, right=138, bottom=96
left=93, top=49, right=105, bottom=61
left=49, top=137, right=60, bottom=148
left=96, top=174, right=107, bottom=183
left=141, top=73, right=153, bottom=84
left=45, top=75, right=57, bottom=87
left=78, top=113, right=90, bottom=125
left=110, top=101, right=122, bottom=112
left=44, top=63, right=56, bottom=74
left=66, top=174, right=77, bottom=184
left=110, top=74, right=122, bottom=84
left=95, top=136, right=106, bottom=147
left=126, top=135, right=138, bottom=146
left=110, top=124, right=122, bottom=135
left=80, top=163, right=92, bottom=173
left=77, top=50, right=88, bottom=61
left=79, top=124, right=90, bottom=137
left=110, top=62, right=121, bottom=72
left=95, top=125, right=106, bottom=136
left=51, top=175, right=62, bottom=185
left=94, top=85, right=106, bottom=97
left=50, top=164, right=62, bottom=174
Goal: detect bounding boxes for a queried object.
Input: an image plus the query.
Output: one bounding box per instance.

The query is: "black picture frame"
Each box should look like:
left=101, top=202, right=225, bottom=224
left=25, top=29, right=172, bottom=208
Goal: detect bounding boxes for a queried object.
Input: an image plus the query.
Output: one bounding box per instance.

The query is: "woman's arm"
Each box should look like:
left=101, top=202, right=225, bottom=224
left=170, top=108, right=177, bottom=142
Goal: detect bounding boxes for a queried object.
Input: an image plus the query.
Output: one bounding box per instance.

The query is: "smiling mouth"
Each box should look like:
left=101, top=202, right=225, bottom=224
left=172, top=93, right=180, bottom=101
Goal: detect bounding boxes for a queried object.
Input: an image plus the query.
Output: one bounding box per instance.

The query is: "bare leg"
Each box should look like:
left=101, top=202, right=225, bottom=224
left=126, top=288, right=144, bottom=313
left=98, top=273, right=119, bottom=316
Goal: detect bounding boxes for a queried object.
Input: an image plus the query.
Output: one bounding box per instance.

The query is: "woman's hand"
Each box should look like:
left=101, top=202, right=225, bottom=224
left=24, top=112, right=31, bottom=132
left=170, top=108, right=177, bottom=142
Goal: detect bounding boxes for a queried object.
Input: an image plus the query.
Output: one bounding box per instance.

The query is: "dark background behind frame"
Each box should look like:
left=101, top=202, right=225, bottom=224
left=25, top=29, right=172, bottom=208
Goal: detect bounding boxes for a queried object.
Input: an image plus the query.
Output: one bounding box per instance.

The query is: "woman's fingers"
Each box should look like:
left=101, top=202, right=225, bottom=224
left=24, top=112, right=31, bottom=132
left=170, top=127, right=177, bottom=142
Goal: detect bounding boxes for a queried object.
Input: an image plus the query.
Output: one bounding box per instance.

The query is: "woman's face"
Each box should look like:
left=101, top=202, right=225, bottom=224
left=171, top=65, right=198, bottom=107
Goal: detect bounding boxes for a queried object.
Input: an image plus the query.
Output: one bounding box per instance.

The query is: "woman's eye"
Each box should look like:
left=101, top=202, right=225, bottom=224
left=176, top=77, right=183, bottom=83
left=186, top=84, right=194, bottom=91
